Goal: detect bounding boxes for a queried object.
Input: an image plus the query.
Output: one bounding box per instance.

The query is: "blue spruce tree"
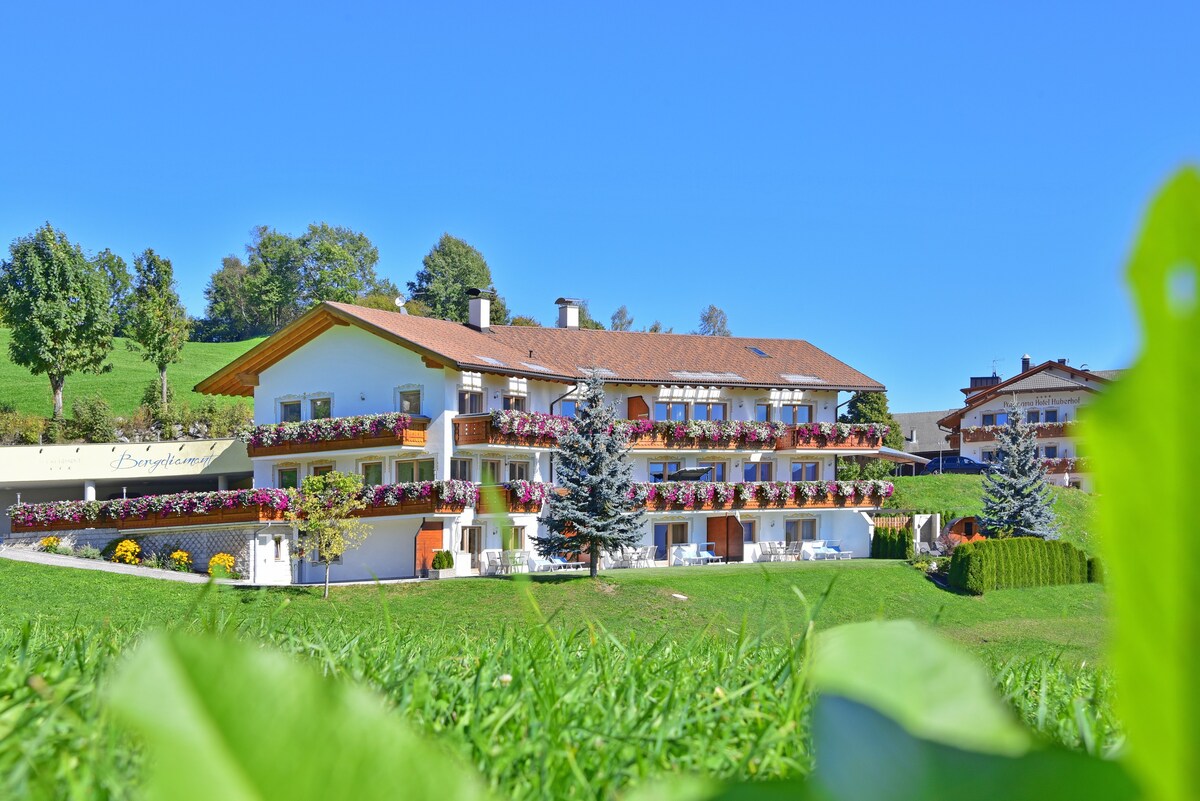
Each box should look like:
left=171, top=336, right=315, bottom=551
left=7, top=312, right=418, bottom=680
left=979, top=402, right=1059, bottom=539
left=537, top=375, right=645, bottom=577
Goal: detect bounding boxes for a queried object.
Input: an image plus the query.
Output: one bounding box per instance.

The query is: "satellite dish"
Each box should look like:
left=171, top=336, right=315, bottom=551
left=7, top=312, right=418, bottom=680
left=394, top=296, right=405, bottom=308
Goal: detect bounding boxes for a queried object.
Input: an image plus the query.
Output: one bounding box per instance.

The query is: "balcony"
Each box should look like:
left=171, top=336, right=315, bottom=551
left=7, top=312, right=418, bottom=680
left=453, top=412, right=888, bottom=453
left=961, top=421, right=1075, bottom=443
left=1044, top=457, right=1088, bottom=475
left=630, top=480, right=893, bottom=512
left=242, top=413, right=428, bottom=457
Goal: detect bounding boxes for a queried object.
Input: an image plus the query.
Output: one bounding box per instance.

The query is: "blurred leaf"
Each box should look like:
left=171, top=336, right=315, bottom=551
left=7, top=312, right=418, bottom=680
left=107, top=632, right=489, bottom=801
left=1088, top=166, right=1200, bottom=801
left=810, top=620, right=1030, bottom=755
left=809, top=696, right=1137, bottom=801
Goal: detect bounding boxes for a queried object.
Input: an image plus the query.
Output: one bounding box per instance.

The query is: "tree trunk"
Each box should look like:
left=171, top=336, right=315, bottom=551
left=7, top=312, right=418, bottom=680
left=160, top=366, right=169, bottom=407
left=589, top=542, right=599, bottom=578
left=50, top=375, right=65, bottom=420
left=324, top=560, right=331, bottom=599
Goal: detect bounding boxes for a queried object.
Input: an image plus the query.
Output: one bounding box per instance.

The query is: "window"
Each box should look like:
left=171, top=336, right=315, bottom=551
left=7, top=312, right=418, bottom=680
left=755, top=403, right=772, bottom=422
left=742, top=520, right=757, bottom=543
left=964, top=520, right=975, bottom=536
left=273, top=536, right=283, bottom=561
left=653, top=522, right=689, bottom=558
left=650, top=461, right=681, bottom=482
left=1026, top=409, right=1040, bottom=424
left=277, top=467, right=299, bottom=489
left=653, top=401, right=688, bottom=421
left=311, top=464, right=333, bottom=477
left=1044, top=445, right=1059, bottom=459
left=398, top=390, right=421, bottom=416
left=458, top=390, right=483, bottom=414
left=309, top=397, right=332, bottom=419
left=744, top=461, right=773, bottom=482
left=1044, top=408, right=1059, bottom=423
left=779, top=404, right=813, bottom=425
left=748, top=346, right=769, bottom=357
left=982, top=412, right=1009, bottom=426
left=502, top=395, right=526, bottom=411
left=361, top=461, right=384, bottom=486
left=698, top=461, right=727, bottom=482
left=396, top=459, right=434, bottom=482
left=280, top=401, right=301, bottom=423
left=480, top=459, right=501, bottom=484
left=559, top=400, right=578, bottom=417
left=791, top=461, right=819, bottom=482
left=693, top=402, right=727, bottom=421
left=981, top=450, right=997, bottom=463
left=507, top=461, right=529, bottom=481
left=785, top=519, right=817, bottom=543
left=461, top=526, right=482, bottom=568
left=451, top=458, right=473, bottom=482
left=501, top=526, right=524, bottom=550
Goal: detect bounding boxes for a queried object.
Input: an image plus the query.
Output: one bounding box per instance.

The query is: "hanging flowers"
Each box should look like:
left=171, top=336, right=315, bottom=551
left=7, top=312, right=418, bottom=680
left=239, top=412, right=415, bottom=448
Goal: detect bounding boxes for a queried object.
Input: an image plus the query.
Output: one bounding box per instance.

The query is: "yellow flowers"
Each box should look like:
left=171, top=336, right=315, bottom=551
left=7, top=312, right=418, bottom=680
left=168, top=549, right=192, bottom=571
left=208, top=552, right=237, bottom=577
left=38, top=535, right=61, bottom=552
left=112, top=539, right=141, bottom=565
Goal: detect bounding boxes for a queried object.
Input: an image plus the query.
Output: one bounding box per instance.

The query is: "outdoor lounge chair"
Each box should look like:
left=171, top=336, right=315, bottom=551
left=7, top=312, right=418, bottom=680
left=551, top=555, right=586, bottom=571
left=783, top=541, right=804, bottom=561
left=635, top=544, right=657, bottom=568
left=694, top=546, right=723, bottom=565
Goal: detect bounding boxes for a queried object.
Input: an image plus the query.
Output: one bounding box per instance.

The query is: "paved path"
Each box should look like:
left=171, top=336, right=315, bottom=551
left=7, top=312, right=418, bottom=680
left=0, top=546, right=242, bottom=584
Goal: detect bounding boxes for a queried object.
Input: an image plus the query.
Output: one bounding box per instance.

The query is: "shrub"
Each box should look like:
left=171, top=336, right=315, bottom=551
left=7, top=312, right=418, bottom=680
left=70, top=395, right=116, bottom=443
left=142, top=551, right=165, bottom=569
left=432, top=550, right=454, bottom=570
left=209, top=552, right=238, bottom=578
left=111, top=539, right=141, bottom=565
left=871, top=525, right=914, bottom=559
left=168, top=549, right=192, bottom=572
left=0, top=411, right=46, bottom=444
left=75, top=544, right=102, bottom=560
left=1088, top=556, right=1105, bottom=584
left=948, top=537, right=1090, bottom=594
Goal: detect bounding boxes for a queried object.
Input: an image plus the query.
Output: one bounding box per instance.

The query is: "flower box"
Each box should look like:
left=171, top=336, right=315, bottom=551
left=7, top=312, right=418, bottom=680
left=242, top=413, right=427, bottom=457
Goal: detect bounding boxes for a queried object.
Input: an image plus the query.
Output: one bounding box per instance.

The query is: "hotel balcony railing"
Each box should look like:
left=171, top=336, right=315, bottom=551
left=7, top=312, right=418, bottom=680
left=241, top=413, right=428, bottom=457
left=453, top=412, right=888, bottom=452
left=961, top=421, right=1075, bottom=443
left=7, top=479, right=894, bottom=534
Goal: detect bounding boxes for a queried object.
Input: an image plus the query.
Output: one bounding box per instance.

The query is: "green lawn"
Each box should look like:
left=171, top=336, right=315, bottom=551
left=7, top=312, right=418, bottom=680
left=886, top=473, right=1098, bottom=552
left=0, top=327, right=261, bottom=417
left=0, top=557, right=1106, bottom=663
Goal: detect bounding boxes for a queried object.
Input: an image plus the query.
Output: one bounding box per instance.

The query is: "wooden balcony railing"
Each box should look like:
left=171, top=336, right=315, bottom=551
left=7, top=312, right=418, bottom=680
left=961, top=421, right=1074, bottom=443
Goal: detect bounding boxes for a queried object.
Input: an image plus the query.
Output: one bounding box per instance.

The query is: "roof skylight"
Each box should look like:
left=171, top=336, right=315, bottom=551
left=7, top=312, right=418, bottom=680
left=521, top=362, right=551, bottom=373
left=747, top=347, right=770, bottom=358
left=669, top=371, right=746, bottom=382
left=780, top=374, right=825, bottom=384
left=475, top=356, right=507, bottom=367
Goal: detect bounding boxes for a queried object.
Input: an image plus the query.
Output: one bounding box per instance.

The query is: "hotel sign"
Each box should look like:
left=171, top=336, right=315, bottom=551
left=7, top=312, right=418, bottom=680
left=0, top=439, right=251, bottom=484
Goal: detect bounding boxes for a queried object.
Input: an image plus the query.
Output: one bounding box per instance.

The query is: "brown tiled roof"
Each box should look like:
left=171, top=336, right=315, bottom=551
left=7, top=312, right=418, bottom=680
left=937, top=360, right=1114, bottom=430
left=196, top=302, right=885, bottom=396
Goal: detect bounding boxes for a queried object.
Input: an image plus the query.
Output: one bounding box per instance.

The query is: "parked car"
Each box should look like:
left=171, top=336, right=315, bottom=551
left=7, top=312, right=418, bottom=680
left=921, top=456, right=993, bottom=475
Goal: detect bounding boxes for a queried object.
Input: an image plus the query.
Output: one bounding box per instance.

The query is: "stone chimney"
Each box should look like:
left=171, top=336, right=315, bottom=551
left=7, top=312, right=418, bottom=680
left=468, top=288, right=491, bottom=331
left=1021, top=354, right=1031, bottom=372
left=555, top=297, right=582, bottom=329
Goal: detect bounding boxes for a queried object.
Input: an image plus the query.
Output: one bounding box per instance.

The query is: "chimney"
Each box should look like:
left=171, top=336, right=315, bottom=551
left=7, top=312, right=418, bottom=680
left=1057, top=358, right=1068, bottom=365
left=1021, top=354, right=1031, bottom=373
left=467, top=288, right=491, bottom=331
left=555, top=297, right=581, bottom=329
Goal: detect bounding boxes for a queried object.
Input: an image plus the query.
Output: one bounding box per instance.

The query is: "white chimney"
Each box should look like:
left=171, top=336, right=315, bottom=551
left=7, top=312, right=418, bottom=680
left=468, top=289, right=490, bottom=331
left=555, top=297, right=581, bottom=329
left=1021, top=354, right=1031, bottom=372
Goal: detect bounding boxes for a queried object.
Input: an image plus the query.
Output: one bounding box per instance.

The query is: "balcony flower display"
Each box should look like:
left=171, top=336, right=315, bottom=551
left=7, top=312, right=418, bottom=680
left=490, top=410, right=575, bottom=441
left=361, top=480, right=480, bottom=509
left=7, top=488, right=294, bottom=529
left=239, top=412, right=415, bottom=448
left=632, top=419, right=792, bottom=444
left=1043, top=457, right=1089, bottom=472
left=962, top=420, right=1076, bottom=438
left=793, top=422, right=889, bottom=444
left=627, top=480, right=893, bottom=509
left=503, top=479, right=553, bottom=506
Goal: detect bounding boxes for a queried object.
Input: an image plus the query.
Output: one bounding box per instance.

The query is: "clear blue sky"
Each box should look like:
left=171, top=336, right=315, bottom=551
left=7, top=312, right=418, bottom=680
left=2, top=2, right=1196, bottom=412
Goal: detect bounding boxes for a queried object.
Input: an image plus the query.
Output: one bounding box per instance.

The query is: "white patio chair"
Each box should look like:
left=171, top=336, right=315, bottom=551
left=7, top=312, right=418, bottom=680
left=636, top=544, right=657, bottom=568
left=783, top=541, right=804, bottom=561
left=695, top=543, right=723, bottom=565
left=481, top=550, right=501, bottom=576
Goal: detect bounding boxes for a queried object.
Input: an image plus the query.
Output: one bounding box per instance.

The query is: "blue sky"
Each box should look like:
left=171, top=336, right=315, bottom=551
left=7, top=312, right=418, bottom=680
left=1, top=2, right=1196, bottom=412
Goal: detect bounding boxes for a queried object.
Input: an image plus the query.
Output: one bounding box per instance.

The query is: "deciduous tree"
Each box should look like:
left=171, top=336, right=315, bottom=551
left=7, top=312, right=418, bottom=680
left=93, top=248, right=132, bottom=336
left=0, top=224, right=114, bottom=419
left=698, top=304, right=731, bottom=336
left=128, top=249, right=191, bottom=407
left=610, top=305, right=634, bottom=331
left=286, top=471, right=369, bottom=599
left=537, top=376, right=645, bottom=577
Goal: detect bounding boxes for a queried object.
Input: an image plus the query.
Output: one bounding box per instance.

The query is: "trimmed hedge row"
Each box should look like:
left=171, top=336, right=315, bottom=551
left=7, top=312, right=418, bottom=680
left=871, top=526, right=914, bottom=559
left=948, top=537, right=1092, bottom=594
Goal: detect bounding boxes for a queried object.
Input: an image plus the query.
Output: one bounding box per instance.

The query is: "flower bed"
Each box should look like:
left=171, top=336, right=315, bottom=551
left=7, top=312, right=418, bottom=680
left=7, top=488, right=294, bottom=530
left=627, top=480, right=894, bottom=510
left=239, top=412, right=417, bottom=448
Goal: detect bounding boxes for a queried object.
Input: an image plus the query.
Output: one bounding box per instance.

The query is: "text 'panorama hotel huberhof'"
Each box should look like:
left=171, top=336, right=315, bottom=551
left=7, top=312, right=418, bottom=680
left=12, top=295, right=908, bottom=584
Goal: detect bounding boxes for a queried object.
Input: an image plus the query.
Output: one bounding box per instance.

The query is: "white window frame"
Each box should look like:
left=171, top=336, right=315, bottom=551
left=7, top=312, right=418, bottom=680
left=395, top=384, right=423, bottom=416
left=785, top=517, right=819, bottom=543
left=506, top=459, right=530, bottom=482
left=450, top=457, right=473, bottom=482
left=394, top=456, right=436, bottom=483
left=275, top=463, right=301, bottom=489
left=357, top=457, right=386, bottom=486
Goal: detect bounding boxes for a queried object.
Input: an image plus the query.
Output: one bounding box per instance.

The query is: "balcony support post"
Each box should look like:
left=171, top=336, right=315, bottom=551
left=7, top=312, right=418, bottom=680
left=83, top=480, right=96, bottom=502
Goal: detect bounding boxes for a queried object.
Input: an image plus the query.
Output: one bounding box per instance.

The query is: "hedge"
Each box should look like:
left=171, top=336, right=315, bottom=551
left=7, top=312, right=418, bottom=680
left=947, top=537, right=1089, bottom=594
left=1087, top=556, right=1104, bottom=584
left=871, top=526, right=914, bottom=559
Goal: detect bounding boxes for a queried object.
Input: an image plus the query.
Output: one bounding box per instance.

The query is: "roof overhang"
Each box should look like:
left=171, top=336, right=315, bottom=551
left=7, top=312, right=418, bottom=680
left=876, top=447, right=930, bottom=465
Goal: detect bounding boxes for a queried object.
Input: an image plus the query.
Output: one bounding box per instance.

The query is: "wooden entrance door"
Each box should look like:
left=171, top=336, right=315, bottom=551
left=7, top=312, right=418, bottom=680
left=707, top=516, right=744, bottom=563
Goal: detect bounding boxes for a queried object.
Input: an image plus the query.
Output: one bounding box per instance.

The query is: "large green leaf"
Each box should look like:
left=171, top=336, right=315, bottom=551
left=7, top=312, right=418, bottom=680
left=810, top=620, right=1030, bottom=756
left=106, top=632, right=489, bottom=801
left=1087, top=167, right=1200, bottom=801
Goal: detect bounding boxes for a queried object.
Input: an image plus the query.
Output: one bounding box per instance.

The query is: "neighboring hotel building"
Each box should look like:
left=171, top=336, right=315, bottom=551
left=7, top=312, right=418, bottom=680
left=937, top=355, right=1120, bottom=492
left=6, top=297, right=907, bottom=584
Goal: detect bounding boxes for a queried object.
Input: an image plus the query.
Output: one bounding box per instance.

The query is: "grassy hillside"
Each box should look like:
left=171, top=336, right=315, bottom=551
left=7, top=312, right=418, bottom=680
left=0, top=558, right=1106, bottom=663
left=0, top=328, right=262, bottom=417
left=886, top=473, right=1097, bottom=552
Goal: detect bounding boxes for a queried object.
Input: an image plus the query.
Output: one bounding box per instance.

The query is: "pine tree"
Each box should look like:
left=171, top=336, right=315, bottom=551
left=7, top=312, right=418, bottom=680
left=979, top=403, right=1059, bottom=539
left=537, top=376, right=645, bottom=577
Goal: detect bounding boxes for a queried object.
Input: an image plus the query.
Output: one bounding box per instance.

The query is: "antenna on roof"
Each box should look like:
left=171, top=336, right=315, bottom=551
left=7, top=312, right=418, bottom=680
left=991, top=357, right=1001, bottom=377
